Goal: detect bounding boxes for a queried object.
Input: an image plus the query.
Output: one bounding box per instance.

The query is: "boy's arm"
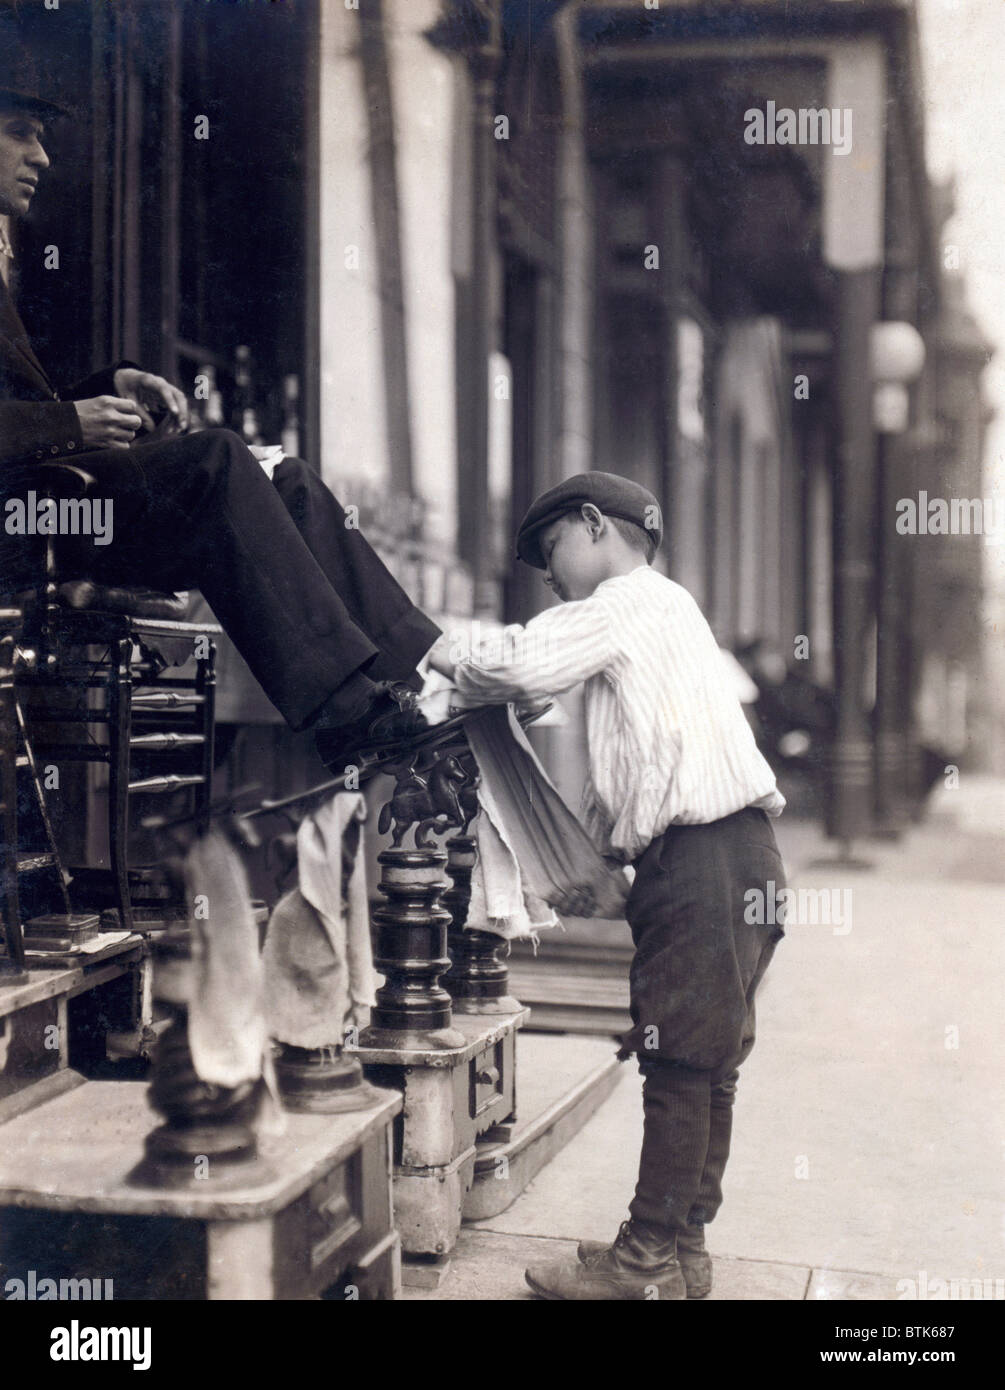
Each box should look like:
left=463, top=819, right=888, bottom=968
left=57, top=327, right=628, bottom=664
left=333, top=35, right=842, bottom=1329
left=579, top=772, right=614, bottom=853
left=432, top=594, right=617, bottom=703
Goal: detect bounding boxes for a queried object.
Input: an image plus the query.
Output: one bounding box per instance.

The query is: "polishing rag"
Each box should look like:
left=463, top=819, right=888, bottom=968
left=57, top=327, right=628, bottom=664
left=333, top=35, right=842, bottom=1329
left=185, top=829, right=269, bottom=1089
left=466, top=807, right=559, bottom=941
left=262, top=793, right=376, bottom=1049
left=464, top=705, right=630, bottom=920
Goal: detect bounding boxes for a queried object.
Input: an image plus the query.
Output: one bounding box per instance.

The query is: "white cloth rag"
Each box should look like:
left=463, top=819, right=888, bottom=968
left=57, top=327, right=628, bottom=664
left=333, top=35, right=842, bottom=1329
left=184, top=830, right=286, bottom=1137
left=466, top=807, right=559, bottom=942
left=464, top=705, right=631, bottom=921
left=186, top=830, right=269, bottom=1088
left=262, top=793, right=376, bottom=1048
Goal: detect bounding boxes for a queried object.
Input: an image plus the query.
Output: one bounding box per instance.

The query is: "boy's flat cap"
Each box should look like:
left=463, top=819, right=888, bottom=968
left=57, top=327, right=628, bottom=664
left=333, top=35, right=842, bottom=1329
left=515, top=471, right=663, bottom=569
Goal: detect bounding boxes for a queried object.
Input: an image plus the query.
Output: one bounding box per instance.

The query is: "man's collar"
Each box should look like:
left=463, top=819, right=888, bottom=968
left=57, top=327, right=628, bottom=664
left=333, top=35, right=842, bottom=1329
left=0, top=215, right=13, bottom=289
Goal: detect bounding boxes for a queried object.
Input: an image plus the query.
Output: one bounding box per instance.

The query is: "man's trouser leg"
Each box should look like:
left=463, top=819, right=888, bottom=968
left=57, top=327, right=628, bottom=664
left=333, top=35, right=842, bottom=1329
left=624, top=807, right=786, bottom=1232
left=269, top=457, right=437, bottom=687
left=5, top=429, right=439, bottom=729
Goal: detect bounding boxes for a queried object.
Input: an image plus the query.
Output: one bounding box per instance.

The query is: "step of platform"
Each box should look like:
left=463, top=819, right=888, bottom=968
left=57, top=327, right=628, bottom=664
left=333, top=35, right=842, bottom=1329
left=462, top=1032, right=623, bottom=1221
left=505, top=956, right=631, bottom=1035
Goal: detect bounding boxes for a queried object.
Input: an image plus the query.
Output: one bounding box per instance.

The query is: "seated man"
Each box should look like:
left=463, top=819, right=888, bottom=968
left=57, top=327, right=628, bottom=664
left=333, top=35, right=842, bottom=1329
left=0, top=61, right=436, bottom=774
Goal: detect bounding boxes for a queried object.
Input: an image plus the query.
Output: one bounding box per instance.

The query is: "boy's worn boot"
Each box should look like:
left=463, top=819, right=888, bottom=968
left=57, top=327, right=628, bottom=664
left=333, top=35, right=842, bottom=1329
left=577, top=1221, right=713, bottom=1298
left=525, top=1220, right=686, bottom=1301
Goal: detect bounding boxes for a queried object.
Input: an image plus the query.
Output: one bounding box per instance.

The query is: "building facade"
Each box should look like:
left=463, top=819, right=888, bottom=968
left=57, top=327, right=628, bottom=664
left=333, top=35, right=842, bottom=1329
left=13, top=0, right=994, bottom=850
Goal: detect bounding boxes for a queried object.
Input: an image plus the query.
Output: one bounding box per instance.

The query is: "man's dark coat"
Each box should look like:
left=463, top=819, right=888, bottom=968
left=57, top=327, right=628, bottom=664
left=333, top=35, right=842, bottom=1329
left=0, top=276, right=127, bottom=467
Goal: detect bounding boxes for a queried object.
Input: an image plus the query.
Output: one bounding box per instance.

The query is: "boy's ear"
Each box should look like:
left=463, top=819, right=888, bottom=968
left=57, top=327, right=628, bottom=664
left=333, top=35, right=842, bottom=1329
left=581, top=502, right=604, bottom=537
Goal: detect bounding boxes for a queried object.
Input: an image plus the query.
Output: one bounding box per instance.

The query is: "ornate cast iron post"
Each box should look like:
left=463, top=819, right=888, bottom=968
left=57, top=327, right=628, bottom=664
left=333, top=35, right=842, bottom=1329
left=131, top=926, right=269, bottom=1189
left=360, top=746, right=474, bottom=1048
left=441, top=751, right=520, bottom=1014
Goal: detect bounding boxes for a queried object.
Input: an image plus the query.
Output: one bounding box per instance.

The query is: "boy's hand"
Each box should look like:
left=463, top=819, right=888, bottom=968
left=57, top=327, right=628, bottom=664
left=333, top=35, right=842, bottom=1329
left=426, top=633, right=456, bottom=679
left=513, top=694, right=553, bottom=721
left=551, top=886, right=598, bottom=919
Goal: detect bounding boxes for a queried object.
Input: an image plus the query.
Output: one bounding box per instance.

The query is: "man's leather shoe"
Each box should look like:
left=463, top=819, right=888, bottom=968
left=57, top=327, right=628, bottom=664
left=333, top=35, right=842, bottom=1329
left=525, top=1220, right=686, bottom=1301
left=577, top=1221, right=712, bottom=1298
left=315, top=681, right=429, bottom=776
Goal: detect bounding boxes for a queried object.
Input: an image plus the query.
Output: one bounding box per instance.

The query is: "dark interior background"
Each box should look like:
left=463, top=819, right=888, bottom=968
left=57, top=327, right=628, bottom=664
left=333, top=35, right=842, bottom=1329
left=12, top=0, right=308, bottom=444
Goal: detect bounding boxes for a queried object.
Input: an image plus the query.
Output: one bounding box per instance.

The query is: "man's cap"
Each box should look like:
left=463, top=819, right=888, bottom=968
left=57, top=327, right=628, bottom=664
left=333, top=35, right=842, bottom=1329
left=0, top=32, right=73, bottom=120
left=515, top=471, right=663, bottom=569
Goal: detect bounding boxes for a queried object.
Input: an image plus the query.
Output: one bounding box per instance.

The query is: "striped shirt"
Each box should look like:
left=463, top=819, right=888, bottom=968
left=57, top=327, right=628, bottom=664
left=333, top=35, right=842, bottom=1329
left=453, top=565, right=785, bottom=862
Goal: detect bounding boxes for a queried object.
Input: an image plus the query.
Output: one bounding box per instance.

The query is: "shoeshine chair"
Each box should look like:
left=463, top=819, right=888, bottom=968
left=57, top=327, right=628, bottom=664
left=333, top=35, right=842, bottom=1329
left=0, top=462, right=220, bottom=976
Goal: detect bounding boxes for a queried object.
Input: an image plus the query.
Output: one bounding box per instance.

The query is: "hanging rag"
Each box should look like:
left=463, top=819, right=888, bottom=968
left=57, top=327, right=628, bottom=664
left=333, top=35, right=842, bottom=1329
left=186, top=829, right=269, bottom=1088
left=464, top=705, right=630, bottom=921
left=183, top=829, right=286, bottom=1137
left=261, top=792, right=376, bottom=1049
left=465, top=805, right=559, bottom=942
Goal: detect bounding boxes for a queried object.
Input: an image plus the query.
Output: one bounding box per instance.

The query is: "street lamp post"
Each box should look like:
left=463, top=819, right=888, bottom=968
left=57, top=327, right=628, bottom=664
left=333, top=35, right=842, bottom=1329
left=871, top=322, right=926, bottom=838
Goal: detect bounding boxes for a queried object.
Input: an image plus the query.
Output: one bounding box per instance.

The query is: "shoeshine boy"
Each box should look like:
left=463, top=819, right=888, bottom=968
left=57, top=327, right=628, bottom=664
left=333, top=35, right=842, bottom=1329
left=428, top=470, right=788, bottom=1302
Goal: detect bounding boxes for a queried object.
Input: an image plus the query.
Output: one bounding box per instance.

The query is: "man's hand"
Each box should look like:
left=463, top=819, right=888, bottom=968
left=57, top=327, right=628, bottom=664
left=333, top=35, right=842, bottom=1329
left=72, top=395, right=146, bottom=450
left=112, top=368, right=189, bottom=436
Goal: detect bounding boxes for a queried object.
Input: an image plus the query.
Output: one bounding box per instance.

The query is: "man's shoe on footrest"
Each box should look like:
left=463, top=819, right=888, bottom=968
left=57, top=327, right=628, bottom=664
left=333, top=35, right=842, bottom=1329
left=577, top=1220, right=712, bottom=1298
left=315, top=681, right=430, bottom=777
left=317, top=692, right=554, bottom=783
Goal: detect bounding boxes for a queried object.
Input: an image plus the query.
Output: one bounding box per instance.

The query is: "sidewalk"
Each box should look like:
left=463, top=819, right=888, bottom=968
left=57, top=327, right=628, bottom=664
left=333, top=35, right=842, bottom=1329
left=405, top=777, right=1005, bottom=1300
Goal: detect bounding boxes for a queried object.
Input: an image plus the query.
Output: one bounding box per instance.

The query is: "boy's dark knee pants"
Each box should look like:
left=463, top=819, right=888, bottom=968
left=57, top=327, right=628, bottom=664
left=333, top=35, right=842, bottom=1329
left=624, top=808, right=785, bottom=1230
left=624, top=807, right=785, bottom=1068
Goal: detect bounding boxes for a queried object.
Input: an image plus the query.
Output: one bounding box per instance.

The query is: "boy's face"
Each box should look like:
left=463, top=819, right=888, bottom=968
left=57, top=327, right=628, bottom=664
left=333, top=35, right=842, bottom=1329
left=539, top=511, right=607, bottom=602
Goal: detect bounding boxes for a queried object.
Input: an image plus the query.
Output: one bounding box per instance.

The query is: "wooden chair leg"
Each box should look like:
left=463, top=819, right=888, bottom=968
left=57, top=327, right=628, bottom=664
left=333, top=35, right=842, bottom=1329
left=107, top=637, right=135, bottom=934
left=0, top=635, right=26, bottom=979
left=197, top=639, right=217, bottom=833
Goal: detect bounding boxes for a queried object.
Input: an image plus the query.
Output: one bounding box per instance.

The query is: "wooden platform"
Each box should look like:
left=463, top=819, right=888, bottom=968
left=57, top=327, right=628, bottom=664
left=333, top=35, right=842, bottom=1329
left=355, top=1007, right=529, bottom=1259
left=0, top=1079, right=402, bottom=1299
left=0, top=1079, right=394, bottom=1218
left=463, top=1032, right=623, bottom=1220
left=0, top=936, right=144, bottom=1022
left=0, top=935, right=148, bottom=1124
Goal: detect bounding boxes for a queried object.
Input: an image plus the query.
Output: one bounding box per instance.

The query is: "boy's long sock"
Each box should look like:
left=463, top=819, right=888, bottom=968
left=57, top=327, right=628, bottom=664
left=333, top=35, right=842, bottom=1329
left=687, top=1068, right=738, bottom=1226
left=628, top=1060, right=711, bottom=1232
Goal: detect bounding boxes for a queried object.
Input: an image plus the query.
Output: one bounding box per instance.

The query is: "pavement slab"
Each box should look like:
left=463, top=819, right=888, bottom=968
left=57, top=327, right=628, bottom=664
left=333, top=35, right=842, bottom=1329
left=712, top=872, right=1005, bottom=1280
left=474, top=873, right=1005, bottom=1278
left=402, top=1227, right=814, bottom=1301
left=423, top=788, right=1005, bottom=1300
left=807, top=1268, right=911, bottom=1300
left=468, top=1061, right=644, bottom=1243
